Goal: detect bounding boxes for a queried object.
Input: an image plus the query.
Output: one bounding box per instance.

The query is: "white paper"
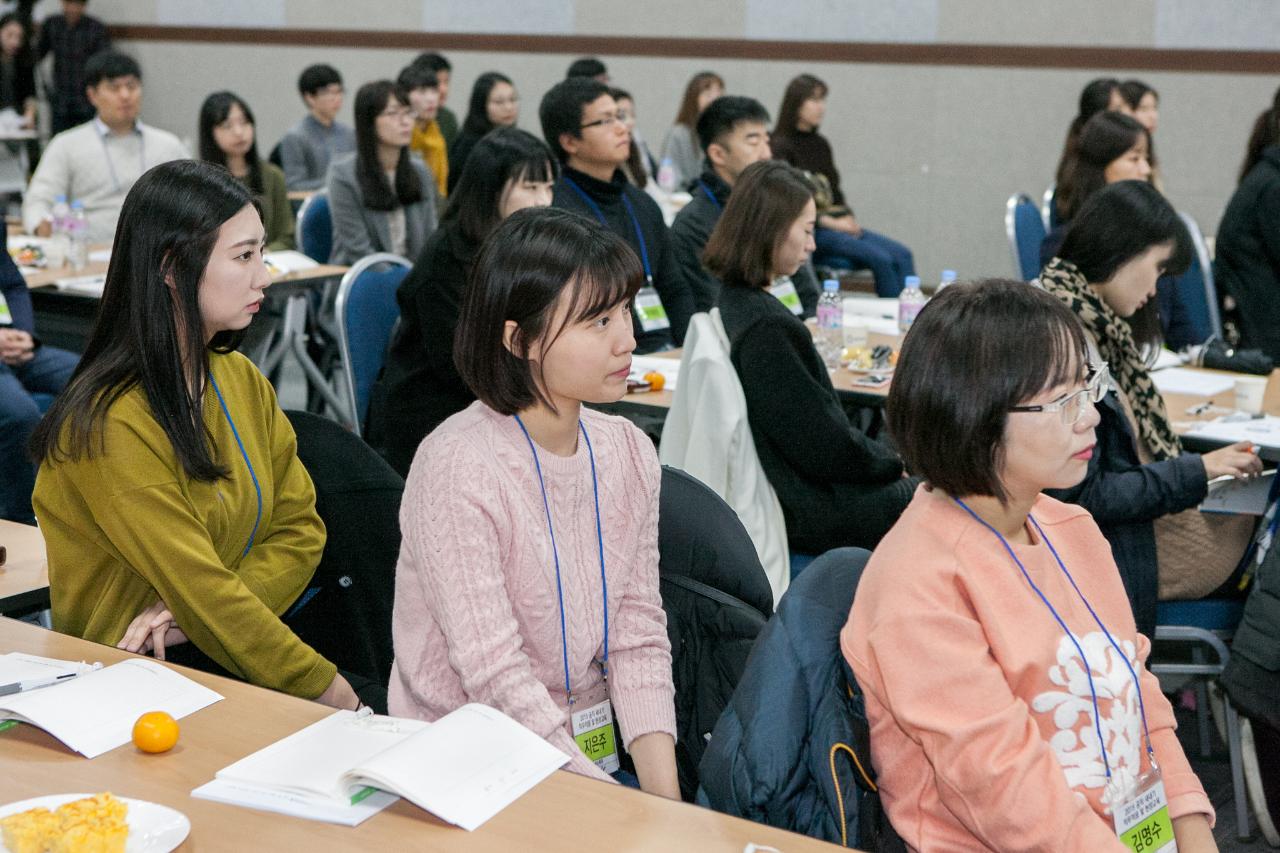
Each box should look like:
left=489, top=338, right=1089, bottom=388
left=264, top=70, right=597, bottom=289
left=191, top=777, right=396, bottom=827
left=1201, top=471, right=1275, bottom=516
left=1149, top=367, right=1235, bottom=397
left=630, top=355, right=680, bottom=391
left=0, top=658, right=222, bottom=758
left=842, top=297, right=898, bottom=321
left=264, top=250, right=320, bottom=277
left=842, top=315, right=900, bottom=337
left=0, top=653, right=96, bottom=685
left=53, top=274, right=106, bottom=298
left=1186, top=415, right=1280, bottom=449
left=1150, top=348, right=1184, bottom=371
left=88, top=249, right=112, bottom=263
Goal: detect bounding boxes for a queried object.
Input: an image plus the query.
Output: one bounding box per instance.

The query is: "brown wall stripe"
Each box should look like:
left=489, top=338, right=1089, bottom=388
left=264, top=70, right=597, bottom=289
left=110, top=25, right=1280, bottom=74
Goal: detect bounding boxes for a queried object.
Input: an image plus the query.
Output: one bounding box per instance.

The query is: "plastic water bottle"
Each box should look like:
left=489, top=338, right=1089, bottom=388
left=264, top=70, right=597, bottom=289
left=816, top=278, right=844, bottom=369
left=67, top=201, right=89, bottom=271
left=898, top=275, right=925, bottom=333
left=656, top=157, right=676, bottom=192
left=48, top=194, right=70, bottom=268
left=938, top=269, right=957, bottom=291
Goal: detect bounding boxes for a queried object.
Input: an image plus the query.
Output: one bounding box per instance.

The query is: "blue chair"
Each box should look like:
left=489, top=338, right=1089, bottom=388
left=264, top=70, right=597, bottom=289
left=1175, top=211, right=1223, bottom=343
left=297, top=192, right=332, bottom=264
left=1041, top=183, right=1059, bottom=230
left=333, top=253, right=411, bottom=434
left=1005, top=193, right=1046, bottom=281
left=790, top=552, right=818, bottom=580
left=1150, top=598, right=1249, bottom=839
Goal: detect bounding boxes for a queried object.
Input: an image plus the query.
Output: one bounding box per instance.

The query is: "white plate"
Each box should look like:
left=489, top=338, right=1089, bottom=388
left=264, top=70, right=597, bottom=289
left=0, top=793, right=190, bottom=853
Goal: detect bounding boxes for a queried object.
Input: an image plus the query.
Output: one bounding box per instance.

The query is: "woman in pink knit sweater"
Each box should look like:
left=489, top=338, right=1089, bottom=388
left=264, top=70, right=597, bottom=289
left=843, top=279, right=1215, bottom=851
left=388, top=207, right=679, bottom=797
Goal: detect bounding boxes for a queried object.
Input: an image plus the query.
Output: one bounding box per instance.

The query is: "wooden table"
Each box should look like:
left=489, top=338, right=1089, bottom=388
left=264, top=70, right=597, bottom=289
left=0, top=618, right=845, bottom=851
left=0, top=521, right=47, bottom=615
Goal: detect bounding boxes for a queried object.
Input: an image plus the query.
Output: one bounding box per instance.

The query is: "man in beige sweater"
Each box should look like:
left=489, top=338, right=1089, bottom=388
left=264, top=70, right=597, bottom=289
left=22, top=51, right=188, bottom=243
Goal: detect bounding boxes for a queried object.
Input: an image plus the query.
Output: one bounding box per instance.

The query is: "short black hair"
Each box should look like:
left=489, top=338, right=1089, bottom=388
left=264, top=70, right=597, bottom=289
left=696, top=95, right=770, bottom=153
left=297, top=63, right=342, bottom=98
left=413, top=52, right=451, bottom=74
left=396, top=64, right=438, bottom=92
left=566, top=57, right=607, bottom=79
left=539, top=77, right=611, bottom=163
left=1057, top=180, right=1191, bottom=285
left=84, top=51, right=141, bottom=88
left=454, top=207, right=643, bottom=415
left=445, top=127, right=557, bottom=245
left=887, top=279, right=1089, bottom=504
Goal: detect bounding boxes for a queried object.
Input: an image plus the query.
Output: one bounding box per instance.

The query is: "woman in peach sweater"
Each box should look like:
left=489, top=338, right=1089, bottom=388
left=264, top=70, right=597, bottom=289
left=842, top=279, right=1215, bottom=851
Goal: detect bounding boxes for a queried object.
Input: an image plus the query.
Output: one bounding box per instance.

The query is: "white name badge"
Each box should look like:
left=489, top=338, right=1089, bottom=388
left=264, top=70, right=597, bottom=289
left=571, top=698, right=620, bottom=774
left=1112, top=767, right=1176, bottom=853
left=634, top=286, right=670, bottom=332
left=0, top=290, right=11, bottom=326
left=770, top=279, right=803, bottom=315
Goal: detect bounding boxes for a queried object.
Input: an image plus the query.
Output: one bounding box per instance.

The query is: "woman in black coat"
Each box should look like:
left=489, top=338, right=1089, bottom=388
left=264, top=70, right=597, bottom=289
left=705, top=161, right=914, bottom=553
left=374, top=128, right=556, bottom=475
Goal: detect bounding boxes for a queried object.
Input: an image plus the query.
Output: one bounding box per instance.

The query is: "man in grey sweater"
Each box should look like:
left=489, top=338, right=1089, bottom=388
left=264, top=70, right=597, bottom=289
left=278, top=64, right=355, bottom=191
left=22, top=51, right=188, bottom=243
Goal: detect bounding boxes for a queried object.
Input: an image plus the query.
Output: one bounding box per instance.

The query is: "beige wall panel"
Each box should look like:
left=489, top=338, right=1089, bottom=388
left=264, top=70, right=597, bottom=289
left=745, top=0, right=939, bottom=43
left=937, top=0, right=1156, bottom=47
left=575, top=0, right=747, bottom=39
left=283, top=0, right=424, bottom=30
left=1156, top=0, right=1280, bottom=50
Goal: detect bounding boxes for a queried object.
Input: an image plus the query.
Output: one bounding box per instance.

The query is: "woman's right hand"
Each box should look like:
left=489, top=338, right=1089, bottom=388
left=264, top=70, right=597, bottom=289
left=1201, top=440, right=1263, bottom=480
left=316, top=672, right=360, bottom=710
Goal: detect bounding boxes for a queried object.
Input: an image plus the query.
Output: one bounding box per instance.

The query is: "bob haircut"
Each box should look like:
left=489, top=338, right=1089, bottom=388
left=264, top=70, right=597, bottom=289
left=887, top=278, right=1089, bottom=504
left=703, top=160, right=813, bottom=289
left=30, top=160, right=259, bottom=482
left=444, top=126, right=557, bottom=245
left=1056, top=111, right=1148, bottom=221
left=461, top=71, right=515, bottom=136
left=1054, top=76, right=1121, bottom=189
left=198, top=91, right=264, bottom=195
left=454, top=207, right=643, bottom=415
left=775, top=73, right=827, bottom=138
left=672, top=71, right=724, bottom=129
left=353, top=79, right=423, bottom=212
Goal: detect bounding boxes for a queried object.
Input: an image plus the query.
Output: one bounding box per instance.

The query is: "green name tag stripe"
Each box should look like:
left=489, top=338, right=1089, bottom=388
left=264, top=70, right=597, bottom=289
left=574, top=724, right=616, bottom=761
left=638, top=305, right=667, bottom=321
left=1120, top=805, right=1174, bottom=853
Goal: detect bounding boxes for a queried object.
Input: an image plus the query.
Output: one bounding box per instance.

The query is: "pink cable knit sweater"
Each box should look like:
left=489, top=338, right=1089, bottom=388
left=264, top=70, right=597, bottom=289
left=388, top=401, right=676, bottom=782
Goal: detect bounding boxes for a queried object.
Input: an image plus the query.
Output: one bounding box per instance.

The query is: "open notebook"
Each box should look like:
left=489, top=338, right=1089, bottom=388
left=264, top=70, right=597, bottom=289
left=192, top=703, right=569, bottom=830
left=0, top=655, right=222, bottom=758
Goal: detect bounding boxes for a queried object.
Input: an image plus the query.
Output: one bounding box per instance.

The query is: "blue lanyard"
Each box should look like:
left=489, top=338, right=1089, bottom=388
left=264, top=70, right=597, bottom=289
left=561, top=175, right=653, bottom=285
left=1236, top=469, right=1280, bottom=588
left=208, top=372, right=263, bottom=558
left=514, top=415, right=609, bottom=705
left=953, top=497, right=1155, bottom=778
left=697, top=180, right=721, bottom=211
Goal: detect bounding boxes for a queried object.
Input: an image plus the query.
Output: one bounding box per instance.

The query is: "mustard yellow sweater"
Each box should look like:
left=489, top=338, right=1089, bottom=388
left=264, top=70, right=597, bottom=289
left=33, top=351, right=336, bottom=699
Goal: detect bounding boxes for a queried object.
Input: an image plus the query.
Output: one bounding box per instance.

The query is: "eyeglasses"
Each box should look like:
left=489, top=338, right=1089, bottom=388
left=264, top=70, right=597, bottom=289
left=1008, top=362, right=1111, bottom=425
left=580, top=113, right=623, bottom=131
left=378, top=107, right=413, bottom=121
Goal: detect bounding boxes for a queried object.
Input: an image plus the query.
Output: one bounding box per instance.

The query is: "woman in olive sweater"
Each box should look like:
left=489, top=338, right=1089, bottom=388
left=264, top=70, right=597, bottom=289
left=705, top=161, right=915, bottom=552
left=31, top=160, right=357, bottom=709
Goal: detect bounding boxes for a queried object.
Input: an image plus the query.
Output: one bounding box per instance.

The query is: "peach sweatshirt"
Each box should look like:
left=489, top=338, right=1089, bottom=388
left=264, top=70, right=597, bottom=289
left=388, top=402, right=676, bottom=782
left=843, top=485, right=1212, bottom=851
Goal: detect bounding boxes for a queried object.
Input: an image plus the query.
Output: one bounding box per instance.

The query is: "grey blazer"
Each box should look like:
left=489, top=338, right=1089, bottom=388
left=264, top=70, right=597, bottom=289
left=325, top=153, right=439, bottom=265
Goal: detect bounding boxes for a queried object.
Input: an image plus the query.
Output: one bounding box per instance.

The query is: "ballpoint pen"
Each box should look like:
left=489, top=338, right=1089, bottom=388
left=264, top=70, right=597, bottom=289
left=0, top=671, right=82, bottom=697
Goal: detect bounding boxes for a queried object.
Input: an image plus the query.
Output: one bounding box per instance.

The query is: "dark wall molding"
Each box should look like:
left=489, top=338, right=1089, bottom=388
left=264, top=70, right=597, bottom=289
left=109, top=25, right=1280, bottom=74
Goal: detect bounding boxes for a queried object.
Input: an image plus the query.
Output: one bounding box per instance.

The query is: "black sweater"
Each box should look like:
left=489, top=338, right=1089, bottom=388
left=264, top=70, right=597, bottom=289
left=552, top=166, right=694, bottom=350
left=1217, top=146, right=1280, bottom=360
left=771, top=129, right=845, bottom=208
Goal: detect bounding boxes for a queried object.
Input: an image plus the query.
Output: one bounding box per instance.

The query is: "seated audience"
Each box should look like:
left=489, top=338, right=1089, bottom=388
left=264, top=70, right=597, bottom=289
left=611, top=87, right=655, bottom=188
left=771, top=73, right=915, bottom=297
left=1050, top=76, right=1126, bottom=223
left=670, top=95, right=818, bottom=316
left=199, top=91, right=294, bottom=251
left=388, top=206, right=679, bottom=798
left=844, top=278, right=1215, bottom=851
left=31, top=159, right=358, bottom=709
left=446, top=71, right=518, bottom=193
left=540, top=77, right=693, bottom=350
left=1216, top=84, right=1280, bottom=361
left=327, top=80, right=438, bottom=265
left=658, top=71, right=723, bottom=189
left=1120, top=79, right=1161, bottom=188
left=23, top=51, right=187, bottom=243
left=397, top=63, right=448, bottom=197
left=566, top=56, right=609, bottom=82
left=376, top=127, right=556, bottom=476
left=411, top=52, right=457, bottom=146
left=278, top=63, right=355, bottom=191
left=0, top=243, right=76, bottom=524
left=35, top=0, right=109, bottom=133
left=0, top=13, right=35, bottom=130
left=706, top=160, right=914, bottom=552
left=1039, top=181, right=1260, bottom=637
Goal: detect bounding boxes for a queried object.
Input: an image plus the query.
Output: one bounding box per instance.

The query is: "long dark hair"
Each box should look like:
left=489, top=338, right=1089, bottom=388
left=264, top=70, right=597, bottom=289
left=461, top=71, right=514, bottom=136
left=444, top=127, right=557, bottom=245
left=198, top=91, right=263, bottom=195
left=704, top=160, right=813, bottom=289
left=1054, top=77, right=1120, bottom=189
left=31, top=161, right=258, bottom=481
left=1056, top=111, right=1147, bottom=221
left=354, top=80, right=422, bottom=212
left=673, top=71, right=724, bottom=129
left=611, top=87, right=647, bottom=189
left=1239, top=85, right=1280, bottom=184
left=0, top=13, right=33, bottom=64
left=775, top=73, right=827, bottom=139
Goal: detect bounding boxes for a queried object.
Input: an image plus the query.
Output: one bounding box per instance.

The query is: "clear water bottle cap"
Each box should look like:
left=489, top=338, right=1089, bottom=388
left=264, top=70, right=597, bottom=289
left=905, top=275, right=921, bottom=288
left=70, top=200, right=84, bottom=210
left=55, top=194, right=66, bottom=203
left=941, top=270, right=957, bottom=282
left=823, top=278, right=839, bottom=292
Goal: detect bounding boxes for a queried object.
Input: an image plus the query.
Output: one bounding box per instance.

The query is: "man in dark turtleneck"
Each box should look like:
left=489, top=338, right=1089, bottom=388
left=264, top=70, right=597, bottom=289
left=539, top=78, right=693, bottom=352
